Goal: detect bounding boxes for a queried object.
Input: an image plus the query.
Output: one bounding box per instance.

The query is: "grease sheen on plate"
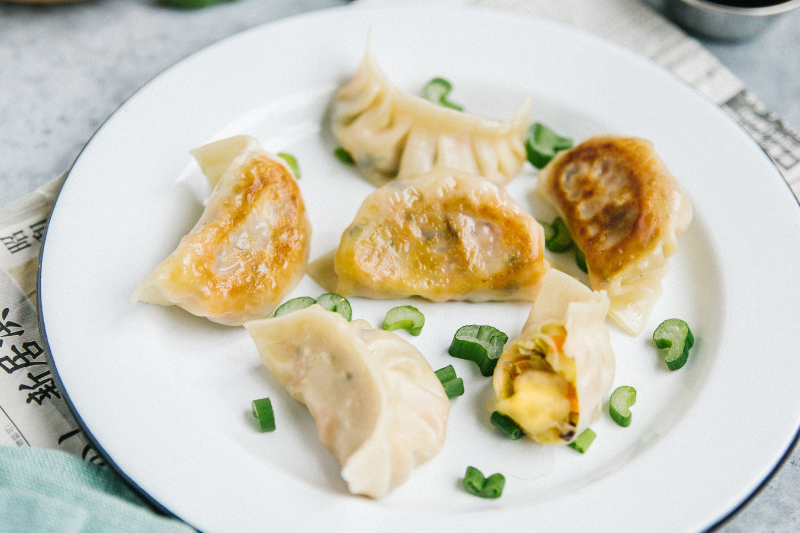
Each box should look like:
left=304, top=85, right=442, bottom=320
left=39, top=4, right=800, bottom=533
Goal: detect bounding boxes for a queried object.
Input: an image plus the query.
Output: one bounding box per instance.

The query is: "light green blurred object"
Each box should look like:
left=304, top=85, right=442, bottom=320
left=0, top=446, right=195, bottom=533
left=159, top=0, right=238, bottom=9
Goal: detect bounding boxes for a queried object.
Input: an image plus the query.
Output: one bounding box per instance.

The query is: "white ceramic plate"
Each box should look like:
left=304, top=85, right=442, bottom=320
left=40, top=4, right=800, bottom=533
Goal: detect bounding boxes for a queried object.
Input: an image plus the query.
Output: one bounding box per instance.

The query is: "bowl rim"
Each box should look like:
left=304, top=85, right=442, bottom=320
left=676, top=0, right=800, bottom=16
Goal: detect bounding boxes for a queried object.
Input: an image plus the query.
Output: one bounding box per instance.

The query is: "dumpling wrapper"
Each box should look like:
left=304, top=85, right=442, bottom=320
left=311, top=167, right=550, bottom=302
left=492, top=269, right=615, bottom=445
left=331, top=41, right=531, bottom=187
left=536, top=135, right=692, bottom=336
left=131, top=135, right=311, bottom=326
left=244, top=305, right=450, bottom=499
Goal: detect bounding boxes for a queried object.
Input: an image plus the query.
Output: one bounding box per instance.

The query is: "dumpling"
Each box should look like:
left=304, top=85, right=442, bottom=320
left=244, top=304, right=450, bottom=498
left=331, top=42, right=530, bottom=187
left=492, top=269, right=615, bottom=445
left=536, top=135, right=692, bottom=336
left=131, top=135, right=311, bottom=326
left=317, top=167, right=550, bottom=302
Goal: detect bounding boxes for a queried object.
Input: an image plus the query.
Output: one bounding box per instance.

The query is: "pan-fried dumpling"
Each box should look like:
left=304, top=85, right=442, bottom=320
left=318, top=167, right=549, bottom=302
left=131, top=135, right=311, bottom=326
left=331, top=43, right=530, bottom=187
left=244, top=305, right=450, bottom=498
left=492, top=269, right=615, bottom=445
left=536, top=135, right=692, bottom=336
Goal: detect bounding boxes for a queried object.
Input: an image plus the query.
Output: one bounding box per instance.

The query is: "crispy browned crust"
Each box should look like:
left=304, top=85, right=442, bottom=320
left=334, top=172, right=548, bottom=301
left=539, top=136, right=680, bottom=280
left=168, top=155, right=309, bottom=314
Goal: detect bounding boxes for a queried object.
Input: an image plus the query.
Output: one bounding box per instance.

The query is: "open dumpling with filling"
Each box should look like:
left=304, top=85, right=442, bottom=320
left=131, top=135, right=311, bottom=326
left=313, top=167, right=549, bottom=303
left=536, top=135, right=692, bottom=336
left=492, top=269, right=615, bottom=445
left=244, top=305, right=450, bottom=498
left=331, top=42, right=530, bottom=187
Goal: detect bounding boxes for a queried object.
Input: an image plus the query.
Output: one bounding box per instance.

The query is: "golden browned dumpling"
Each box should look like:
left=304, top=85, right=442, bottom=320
left=536, top=136, right=692, bottom=336
left=131, top=136, right=311, bottom=326
left=325, top=167, right=549, bottom=302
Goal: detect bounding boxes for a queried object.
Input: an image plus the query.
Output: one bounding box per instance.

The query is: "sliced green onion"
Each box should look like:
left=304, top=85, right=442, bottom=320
left=277, top=152, right=300, bottom=179
left=442, top=377, right=465, bottom=399
left=448, top=325, right=508, bottom=377
left=315, top=293, right=352, bottom=321
left=542, top=217, right=573, bottom=253
left=251, top=397, right=276, bottom=432
left=274, top=296, right=316, bottom=317
left=653, top=318, right=695, bottom=371
left=526, top=122, right=573, bottom=169
left=422, top=78, right=463, bottom=111
left=609, top=386, right=637, bottom=427
left=575, top=247, right=588, bottom=273
left=435, top=365, right=458, bottom=384
left=382, top=305, right=425, bottom=336
left=568, top=428, right=597, bottom=453
left=333, top=147, right=355, bottom=165
left=435, top=365, right=464, bottom=399
left=462, top=466, right=505, bottom=499
left=490, top=411, right=524, bottom=440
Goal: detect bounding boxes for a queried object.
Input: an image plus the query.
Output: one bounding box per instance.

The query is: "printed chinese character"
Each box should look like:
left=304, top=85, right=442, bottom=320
left=0, top=231, right=32, bottom=254
left=19, top=369, right=61, bottom=405
left=0, top=308, right=24, bottom=347
left=0, top=341, right=45, bottom=374
left=29, top=219, right=47, bottom=242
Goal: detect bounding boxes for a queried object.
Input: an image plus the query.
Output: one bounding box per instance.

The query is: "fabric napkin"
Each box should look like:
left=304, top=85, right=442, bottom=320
left=0, top=447, right=195, bottom=533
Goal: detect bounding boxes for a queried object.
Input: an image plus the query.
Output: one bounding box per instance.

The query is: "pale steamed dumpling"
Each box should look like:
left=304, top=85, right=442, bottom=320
left=331, top=41, right=531, bottom=187
left=131, top=135, right=311, bottom=326
left=244, top=305, right=450, bottom=498
left=493, top=269, right=615, bottom=445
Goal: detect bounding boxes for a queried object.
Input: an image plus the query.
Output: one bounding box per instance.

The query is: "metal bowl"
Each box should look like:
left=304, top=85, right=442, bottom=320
left=664, top=0, right=800, bottom=41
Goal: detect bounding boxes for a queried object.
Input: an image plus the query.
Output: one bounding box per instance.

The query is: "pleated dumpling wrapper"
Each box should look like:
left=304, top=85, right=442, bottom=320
left=536, top=135, right=692, bottom=336
left=244, top=304, right=450, bottom=498
left=492, top=269, right=615, bottom=445
left=314, top=167, right=549, bottom=303
left=331, top=41, right=530, bottom=187
left=131, top=135, right=311, bottom=326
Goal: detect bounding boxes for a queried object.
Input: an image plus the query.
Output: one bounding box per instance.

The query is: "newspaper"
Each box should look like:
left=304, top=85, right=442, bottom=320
left=1, top=0, right=798, bottom=465
left=0, top=175, right=104, bottom=464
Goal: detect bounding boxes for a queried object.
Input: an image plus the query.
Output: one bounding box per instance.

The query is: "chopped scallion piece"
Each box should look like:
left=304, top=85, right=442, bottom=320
left=442, top=377, right=465, bottom=399
left=422, top=77, right=464, bottom=111
left=525, top=122, right=573, bottom=169
left=609, top=386, right=637, bottom=427
left=277, top=152, right=300, bottom=179
left=435, top=364, right=458, bottom=384
left=448, top=325, right=508, bottom=377
left=462, top=466, right=505, bottom=499
left=435, top=365, right=464, bottom=399
left=490, top=411, right=524, bottom=440
left=653, top=318, right=694, bottom=371
left=542, top=217, right=573, bottom=253
left=274, top=296, right=316, bottom=317
left=251, top=397, right=276, bottom=432
left=568, top=428, right=596, bottom=453
left=333, top=146, right=355, bottom=165
left=575, top=247, right=588, bottom=273
left=382, top=305, right=425, bottom=336
left=315, top=293, right=352, bottom=321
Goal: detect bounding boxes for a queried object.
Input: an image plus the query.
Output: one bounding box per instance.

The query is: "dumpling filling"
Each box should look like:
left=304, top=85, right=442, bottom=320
left=494, top=324, right=579, bottom=444
left=491, top=269, right=615, bottom=446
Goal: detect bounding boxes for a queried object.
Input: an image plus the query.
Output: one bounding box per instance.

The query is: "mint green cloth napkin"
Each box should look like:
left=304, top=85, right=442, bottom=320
left=0, top=446, right=196, bottom=533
